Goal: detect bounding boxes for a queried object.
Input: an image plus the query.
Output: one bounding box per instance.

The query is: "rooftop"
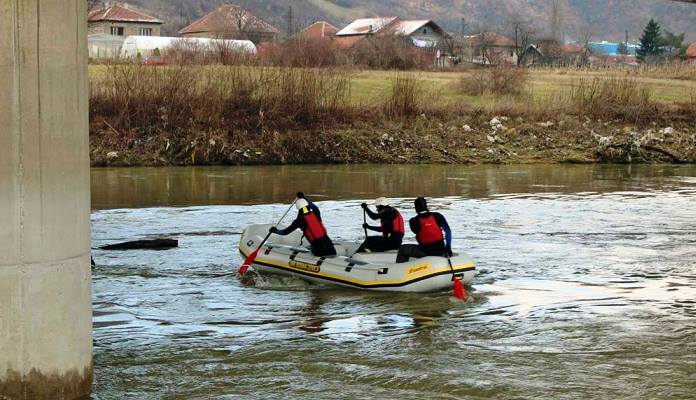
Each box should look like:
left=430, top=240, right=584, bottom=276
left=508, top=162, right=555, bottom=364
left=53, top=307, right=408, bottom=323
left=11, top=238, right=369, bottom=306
left=296, top=21, right=339, bottom=40
left=179, top=5, right=280, bottom=35
left=336, top=17, right=399, bottom=36
left=389, top=20, right=431, bottom=36
left=687, top=41, right=696, bottom=57
left=88, top=3, right=162, bottom=24
left=464, top=32, right=515, bottom=47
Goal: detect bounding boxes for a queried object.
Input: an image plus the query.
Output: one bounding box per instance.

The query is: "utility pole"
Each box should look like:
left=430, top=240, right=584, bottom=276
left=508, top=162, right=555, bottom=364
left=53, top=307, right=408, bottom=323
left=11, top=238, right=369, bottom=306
left=287, top=5, right=294, bottom=39
left=551, top=0, right=564, bottom=43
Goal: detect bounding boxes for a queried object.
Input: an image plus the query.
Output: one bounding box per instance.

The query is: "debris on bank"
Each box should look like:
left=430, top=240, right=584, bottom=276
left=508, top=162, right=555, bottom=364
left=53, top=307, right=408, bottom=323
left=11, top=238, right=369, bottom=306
left=89, top=116, right=696, bottom=166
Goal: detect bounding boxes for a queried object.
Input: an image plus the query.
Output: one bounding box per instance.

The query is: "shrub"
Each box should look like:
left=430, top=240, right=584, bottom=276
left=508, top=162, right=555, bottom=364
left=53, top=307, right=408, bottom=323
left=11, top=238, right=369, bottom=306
left=259, top=38, right=342, bottom=68
left=350, top=37, right=434, bottom=70
left=383, top=75, right=422, bottom=116
left=164, top=39, right=256, bottom=66
left=459, top=66, right=529, bottom=96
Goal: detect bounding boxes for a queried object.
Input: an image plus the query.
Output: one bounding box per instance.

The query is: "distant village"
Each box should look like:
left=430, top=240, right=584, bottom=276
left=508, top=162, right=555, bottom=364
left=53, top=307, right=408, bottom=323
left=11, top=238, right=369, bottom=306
left=88, top=2, right=696, bottom=67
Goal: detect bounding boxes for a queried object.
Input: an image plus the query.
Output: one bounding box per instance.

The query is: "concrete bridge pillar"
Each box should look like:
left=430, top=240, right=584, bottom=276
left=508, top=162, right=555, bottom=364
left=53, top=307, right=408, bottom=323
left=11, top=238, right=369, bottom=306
left=0, top=1, right=92, bottom=399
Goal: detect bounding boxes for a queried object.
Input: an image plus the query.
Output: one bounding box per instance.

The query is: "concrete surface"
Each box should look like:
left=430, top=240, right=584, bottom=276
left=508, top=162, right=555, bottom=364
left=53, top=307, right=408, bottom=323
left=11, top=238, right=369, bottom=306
left=0, top=1, right=92, bottom=399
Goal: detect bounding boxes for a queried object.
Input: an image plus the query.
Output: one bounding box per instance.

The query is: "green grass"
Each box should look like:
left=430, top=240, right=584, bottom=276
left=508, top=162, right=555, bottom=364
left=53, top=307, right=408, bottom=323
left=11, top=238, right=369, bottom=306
left=347, top=68, right=696, bottom=108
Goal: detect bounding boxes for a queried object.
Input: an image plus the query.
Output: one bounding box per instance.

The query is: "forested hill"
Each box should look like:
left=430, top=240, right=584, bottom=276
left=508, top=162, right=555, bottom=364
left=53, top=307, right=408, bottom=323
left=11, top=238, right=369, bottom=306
left=128, top=0, right=696, bottom=42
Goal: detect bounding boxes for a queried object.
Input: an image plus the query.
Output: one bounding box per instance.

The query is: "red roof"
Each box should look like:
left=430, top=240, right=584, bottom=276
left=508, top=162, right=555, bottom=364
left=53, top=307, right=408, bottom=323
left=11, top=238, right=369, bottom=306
left=88, top=4, right=162, bottom=24
left=296, top=21, right=339, bottom=40
left=560, top=44, right=585, bottom=54
left=179, top=5, right=279, bottom=35
left=687, top=42, right=696, bottom=57
left=465, top=33, right=515, bottom=47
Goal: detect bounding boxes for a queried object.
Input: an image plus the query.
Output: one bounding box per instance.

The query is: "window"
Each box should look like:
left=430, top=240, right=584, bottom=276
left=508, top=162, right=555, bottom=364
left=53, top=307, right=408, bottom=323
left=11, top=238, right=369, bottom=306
left=139, top=27, right=153, bottom=36
left=423, top=28, right=427, bottom=34
left=110, top=26, right=124, bottom=36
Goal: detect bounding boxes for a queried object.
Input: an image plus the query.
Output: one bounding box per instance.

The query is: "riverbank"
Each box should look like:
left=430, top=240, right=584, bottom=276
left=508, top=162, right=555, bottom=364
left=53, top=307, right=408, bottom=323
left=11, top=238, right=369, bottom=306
left=90, top=116, right=696, bottom=166
left=89, top=65, right=696, bottom=166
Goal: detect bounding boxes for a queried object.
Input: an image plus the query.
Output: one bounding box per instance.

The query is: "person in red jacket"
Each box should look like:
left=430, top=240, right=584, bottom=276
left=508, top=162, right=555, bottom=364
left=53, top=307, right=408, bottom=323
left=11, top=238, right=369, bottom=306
left=270, top=192, right=337, bottom=257
left=396, top=197, right=453, bottom=263
left=356, top=197, right=405, bottom=253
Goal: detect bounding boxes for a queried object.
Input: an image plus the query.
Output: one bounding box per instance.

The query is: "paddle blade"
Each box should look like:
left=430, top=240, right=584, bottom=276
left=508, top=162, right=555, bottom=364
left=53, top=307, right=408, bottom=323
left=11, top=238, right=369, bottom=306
left=453, top=278, right=468, bottom=301
left=239, top=248, right=260, bottom=275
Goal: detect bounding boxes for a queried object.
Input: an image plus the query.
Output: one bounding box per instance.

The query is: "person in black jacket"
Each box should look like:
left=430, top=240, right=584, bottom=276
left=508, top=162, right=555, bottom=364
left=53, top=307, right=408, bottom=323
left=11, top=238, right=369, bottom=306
left=270, top=192, right=337, bottom=257
left=356, top=197, right=405, bottom=253
left=396, top=197, right=453, bottom=263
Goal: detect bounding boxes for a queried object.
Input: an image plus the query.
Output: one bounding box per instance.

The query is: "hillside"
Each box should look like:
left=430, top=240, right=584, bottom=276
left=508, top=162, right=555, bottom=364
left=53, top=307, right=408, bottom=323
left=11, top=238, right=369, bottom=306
left=123, top=0, right=696, bottom=42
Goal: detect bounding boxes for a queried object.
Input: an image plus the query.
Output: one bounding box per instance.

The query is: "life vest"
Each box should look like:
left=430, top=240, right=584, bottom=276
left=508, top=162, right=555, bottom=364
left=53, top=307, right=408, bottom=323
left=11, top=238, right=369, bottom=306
left=416, top=214, right=444, bottom=245
left=380, top=209, right=405, bottom=236
left=301, top=208, right=327, bottom=242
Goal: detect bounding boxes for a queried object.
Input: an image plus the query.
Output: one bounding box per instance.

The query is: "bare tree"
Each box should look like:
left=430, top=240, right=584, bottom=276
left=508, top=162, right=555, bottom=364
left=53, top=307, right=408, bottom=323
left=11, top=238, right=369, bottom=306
left=507, top=14, right=535, bottom=66
left=576, top=23, right=595, bottom=65
left=230, top=6, right=250, bottom=40
left=87, top=0, right=100, bottom=11
left=475, top=32, right=501, bottom=65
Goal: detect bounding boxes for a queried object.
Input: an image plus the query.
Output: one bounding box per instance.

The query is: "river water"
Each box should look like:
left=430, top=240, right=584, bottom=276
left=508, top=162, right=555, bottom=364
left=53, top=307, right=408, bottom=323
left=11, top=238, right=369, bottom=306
left=90, top=165, right=696, bottom=399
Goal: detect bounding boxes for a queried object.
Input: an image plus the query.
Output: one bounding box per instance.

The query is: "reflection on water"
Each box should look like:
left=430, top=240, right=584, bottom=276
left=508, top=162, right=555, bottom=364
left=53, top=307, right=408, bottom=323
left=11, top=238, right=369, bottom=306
left=91, top=164, right=696, bottom=399
left=91, top=164, right=696, bottom=209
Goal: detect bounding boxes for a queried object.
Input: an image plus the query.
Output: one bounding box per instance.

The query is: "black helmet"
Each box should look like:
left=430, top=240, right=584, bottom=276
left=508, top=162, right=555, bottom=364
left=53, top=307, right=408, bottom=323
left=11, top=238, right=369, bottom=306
left=415, top=197, right=428, bottom=213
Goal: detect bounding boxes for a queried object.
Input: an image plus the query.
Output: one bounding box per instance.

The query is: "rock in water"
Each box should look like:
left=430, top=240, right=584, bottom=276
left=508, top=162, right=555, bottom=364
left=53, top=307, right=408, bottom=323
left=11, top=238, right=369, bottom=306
left=100, top=239, right=178, bottom=251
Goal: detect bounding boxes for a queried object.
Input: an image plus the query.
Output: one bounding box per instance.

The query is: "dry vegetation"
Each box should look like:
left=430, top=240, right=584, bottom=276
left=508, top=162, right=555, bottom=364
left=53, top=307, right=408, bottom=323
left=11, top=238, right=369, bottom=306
left=89, top=62, right=696, bottom=166
left=460, top=67, right=529, bottom=97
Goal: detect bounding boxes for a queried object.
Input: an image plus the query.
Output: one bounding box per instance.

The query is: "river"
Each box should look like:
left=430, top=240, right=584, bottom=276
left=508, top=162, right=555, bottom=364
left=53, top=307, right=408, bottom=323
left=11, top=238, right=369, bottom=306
left=90, top=164, right=696, bottom=399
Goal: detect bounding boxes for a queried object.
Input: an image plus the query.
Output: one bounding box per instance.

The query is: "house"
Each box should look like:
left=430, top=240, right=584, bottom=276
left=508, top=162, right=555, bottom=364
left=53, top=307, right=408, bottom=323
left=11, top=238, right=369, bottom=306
left=462, top=32, right=516, bottom=65
left=334, top=17, right=450, bottom=50
left=519, top=44, right=543, bottom=66
left=295, top=21, right=339, bottom=41
left=387, top=19, right=450, bottom=49
left=88, top=3, right=163, bottom=37
left=87, top=3, right=163, bottom=59
left=687, top=42, right=696, bottom=64
left=179, top=5, right=279, bottom=45
left=520, top=40, right=590, bottom=66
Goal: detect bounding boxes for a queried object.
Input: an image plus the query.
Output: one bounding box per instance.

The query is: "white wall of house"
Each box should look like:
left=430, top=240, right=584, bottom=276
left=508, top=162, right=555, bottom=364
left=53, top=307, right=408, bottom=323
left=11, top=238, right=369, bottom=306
left=407, top=23, right=447, bottom=48
left=88, top=21, right=161, bottom=37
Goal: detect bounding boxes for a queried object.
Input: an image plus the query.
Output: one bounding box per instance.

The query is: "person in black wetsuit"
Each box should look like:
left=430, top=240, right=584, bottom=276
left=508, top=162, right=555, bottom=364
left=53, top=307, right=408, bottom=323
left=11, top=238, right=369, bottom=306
left=356, top=197, right=405, bottom=253
left=396, top=197, right=453, bottom=263
left=270, top=192, right=337, bottom=257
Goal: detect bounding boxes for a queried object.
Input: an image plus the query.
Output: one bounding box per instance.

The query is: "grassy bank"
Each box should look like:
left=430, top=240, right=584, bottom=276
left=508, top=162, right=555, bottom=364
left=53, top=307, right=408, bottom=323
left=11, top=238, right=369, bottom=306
left=89, top=64, right=696, bottom=166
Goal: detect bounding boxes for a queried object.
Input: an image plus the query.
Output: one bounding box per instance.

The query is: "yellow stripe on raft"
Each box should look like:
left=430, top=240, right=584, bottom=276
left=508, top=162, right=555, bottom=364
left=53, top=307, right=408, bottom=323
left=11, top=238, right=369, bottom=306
left=241, top=249, right=475, bottom=287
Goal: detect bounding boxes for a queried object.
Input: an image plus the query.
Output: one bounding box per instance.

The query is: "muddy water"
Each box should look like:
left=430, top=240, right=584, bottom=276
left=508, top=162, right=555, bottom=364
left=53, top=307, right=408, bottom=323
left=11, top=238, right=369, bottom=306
left=91, top=165, right=696, bottom=399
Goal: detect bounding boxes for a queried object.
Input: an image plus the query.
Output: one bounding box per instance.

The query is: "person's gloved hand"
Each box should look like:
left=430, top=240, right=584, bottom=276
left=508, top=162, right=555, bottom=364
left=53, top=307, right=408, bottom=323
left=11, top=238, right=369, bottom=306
left=362, top=223, right=369, bottom=229
left=269, top=227, right=278, bottom=234
left=446, top=246, right=453, bottom=257
left=296, top=192, right=305, bottom=199
left=361, top=203, right=368, bottom=209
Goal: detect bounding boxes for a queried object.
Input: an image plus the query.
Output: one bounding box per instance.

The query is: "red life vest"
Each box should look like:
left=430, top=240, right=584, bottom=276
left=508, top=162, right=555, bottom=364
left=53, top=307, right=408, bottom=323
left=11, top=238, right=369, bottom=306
left=380, top=209, right=405, bottom=236
left=302, top=209, right=327, bottom=242
left=416, top=214, right=444, bottom=245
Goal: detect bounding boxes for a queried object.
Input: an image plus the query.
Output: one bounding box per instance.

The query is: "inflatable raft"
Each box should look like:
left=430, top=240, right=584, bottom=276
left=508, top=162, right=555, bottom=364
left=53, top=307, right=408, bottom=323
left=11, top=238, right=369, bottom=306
left=239, top=224, right=476, bottom=292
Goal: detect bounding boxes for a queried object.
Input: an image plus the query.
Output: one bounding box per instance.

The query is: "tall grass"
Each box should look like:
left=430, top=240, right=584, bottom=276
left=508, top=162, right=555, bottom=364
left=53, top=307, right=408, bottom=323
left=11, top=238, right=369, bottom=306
left=565, top=76, right=657, bottom=121
left=90, top=64, right=352, bottom=132
left=382, top=75, right=422, bottom=117
left=535, top=63, right=696, bottom=81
